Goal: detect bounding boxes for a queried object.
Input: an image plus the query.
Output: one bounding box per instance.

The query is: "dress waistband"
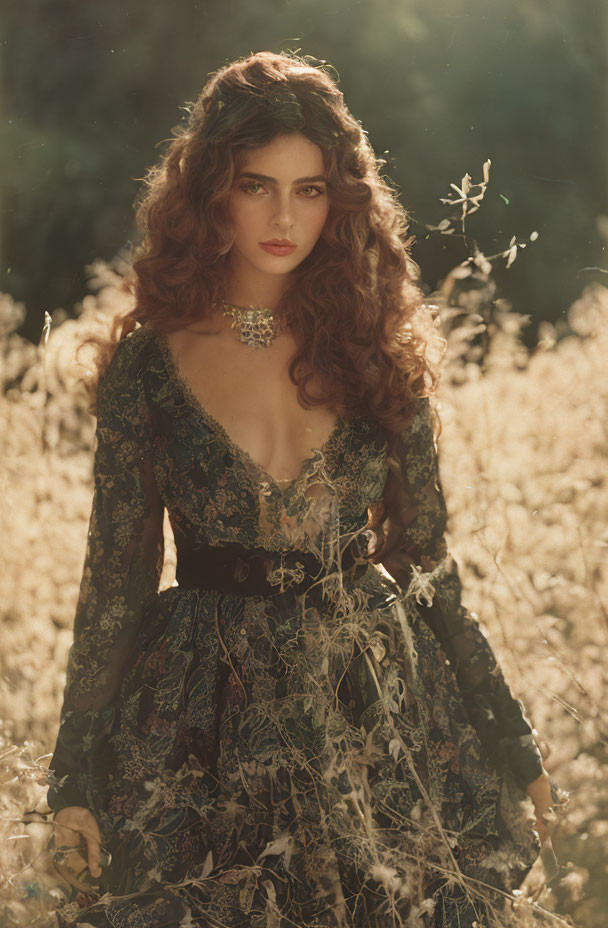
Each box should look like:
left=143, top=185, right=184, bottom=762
left=175, top=536, right=368, bottom=598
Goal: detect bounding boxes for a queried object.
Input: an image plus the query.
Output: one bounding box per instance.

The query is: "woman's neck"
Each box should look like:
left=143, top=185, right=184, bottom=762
left=222, top=258, right=291, bottom=311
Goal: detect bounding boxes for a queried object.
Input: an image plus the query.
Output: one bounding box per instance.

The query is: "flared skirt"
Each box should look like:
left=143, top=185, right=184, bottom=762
left=52, top=573, right=539, bottom=928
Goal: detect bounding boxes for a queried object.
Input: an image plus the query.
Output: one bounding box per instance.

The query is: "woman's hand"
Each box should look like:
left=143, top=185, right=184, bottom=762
left=52, top=806, right=103, bottom=881
left=526, top=770, right=554, bottom=844
left=521, top=770, right=563, bottom=902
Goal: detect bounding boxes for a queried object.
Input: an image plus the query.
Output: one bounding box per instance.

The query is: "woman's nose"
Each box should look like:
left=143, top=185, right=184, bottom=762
left=271, top=192, right=295, bottom=228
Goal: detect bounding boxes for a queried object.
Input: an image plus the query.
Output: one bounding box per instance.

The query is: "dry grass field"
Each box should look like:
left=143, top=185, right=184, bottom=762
left=0, top=264, right=606, bottom=927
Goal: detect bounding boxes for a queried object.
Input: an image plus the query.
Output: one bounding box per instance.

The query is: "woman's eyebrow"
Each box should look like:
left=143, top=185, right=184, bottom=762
left=239, top=172, right=328, bottom=184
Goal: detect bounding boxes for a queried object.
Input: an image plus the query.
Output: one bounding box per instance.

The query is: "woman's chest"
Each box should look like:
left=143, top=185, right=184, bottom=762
left=142, top=331, right=390, bottom=549
left=162, top=329, right=341, bottom=484
left=150, top=398, right=389, bottom=550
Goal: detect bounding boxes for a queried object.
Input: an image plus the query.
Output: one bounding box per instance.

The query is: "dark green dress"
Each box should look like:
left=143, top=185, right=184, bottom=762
left=47, top=324, right=546, bottom=927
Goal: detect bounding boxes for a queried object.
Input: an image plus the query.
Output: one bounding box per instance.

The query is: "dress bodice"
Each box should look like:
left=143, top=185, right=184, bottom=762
left=143, top=329, right=390, bottom=555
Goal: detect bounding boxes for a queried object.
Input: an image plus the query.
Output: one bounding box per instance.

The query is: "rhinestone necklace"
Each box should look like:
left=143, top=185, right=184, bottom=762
left=214, top=299, right=288, bottom=349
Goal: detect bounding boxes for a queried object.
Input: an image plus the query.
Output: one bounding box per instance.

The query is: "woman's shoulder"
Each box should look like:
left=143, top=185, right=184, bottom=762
left=394, top=395, right=433, bottom=449
left=104, top=324, right=155, bottom=378
left=97, top=325, right=156, bottom=420
left=390, top=394, right=437, bottom=487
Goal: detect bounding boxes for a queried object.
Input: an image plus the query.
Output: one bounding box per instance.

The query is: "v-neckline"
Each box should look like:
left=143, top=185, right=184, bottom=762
left=154, top=332, right=345, bottom=490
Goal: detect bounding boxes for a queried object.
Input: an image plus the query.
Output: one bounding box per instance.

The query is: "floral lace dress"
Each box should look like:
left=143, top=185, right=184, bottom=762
left=46, top=324, right=547, bottom=928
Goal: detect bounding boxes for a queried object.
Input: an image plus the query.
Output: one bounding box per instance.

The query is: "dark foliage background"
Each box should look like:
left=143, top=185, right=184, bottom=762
left=2, top=0, right=606, bottom=342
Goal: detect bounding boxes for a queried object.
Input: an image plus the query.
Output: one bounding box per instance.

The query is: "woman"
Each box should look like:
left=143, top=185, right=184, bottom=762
left=47, top=50, right=559, bottom=927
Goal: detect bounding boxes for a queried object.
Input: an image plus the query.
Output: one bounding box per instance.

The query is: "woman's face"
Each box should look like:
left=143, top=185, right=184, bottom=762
left=226, top=132, right=330, bottom=283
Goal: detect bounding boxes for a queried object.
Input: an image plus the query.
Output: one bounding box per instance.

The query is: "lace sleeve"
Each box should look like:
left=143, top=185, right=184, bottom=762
left=375, top=395, right=545, bottom=788
left=46, top=336, right=165, bottom=814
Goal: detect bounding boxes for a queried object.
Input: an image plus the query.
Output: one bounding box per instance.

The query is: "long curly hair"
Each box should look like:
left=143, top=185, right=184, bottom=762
left=80, top=49, right=447, bottom=560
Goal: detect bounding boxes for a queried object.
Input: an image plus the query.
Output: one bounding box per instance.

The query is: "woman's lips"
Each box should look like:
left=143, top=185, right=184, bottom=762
left=259, top=243, right=297, bottom=256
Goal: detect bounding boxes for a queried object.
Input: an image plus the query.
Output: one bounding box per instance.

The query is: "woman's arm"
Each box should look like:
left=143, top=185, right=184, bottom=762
left=374, top=395, right=545, bottom=789
left=47, top=334, right=165, bottom=814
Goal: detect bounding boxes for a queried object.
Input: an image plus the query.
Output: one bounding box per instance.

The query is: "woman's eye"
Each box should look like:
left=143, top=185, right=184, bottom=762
left=240, top=183, right=326, bottom=198
left=300, top=185, right=325, bottom=198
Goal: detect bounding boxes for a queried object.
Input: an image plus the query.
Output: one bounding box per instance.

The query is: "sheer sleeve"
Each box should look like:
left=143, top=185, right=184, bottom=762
left=375, top=395, right=545, bottom=788
left=46, top=335, right=165, bottom=814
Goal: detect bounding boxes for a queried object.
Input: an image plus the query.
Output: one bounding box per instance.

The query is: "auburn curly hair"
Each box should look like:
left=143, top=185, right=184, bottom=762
left=80, top=49, right=447, bottom=561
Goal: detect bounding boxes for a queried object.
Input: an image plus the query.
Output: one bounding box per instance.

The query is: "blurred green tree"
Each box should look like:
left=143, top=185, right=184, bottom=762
left=1, top=0, right=605, bottom=342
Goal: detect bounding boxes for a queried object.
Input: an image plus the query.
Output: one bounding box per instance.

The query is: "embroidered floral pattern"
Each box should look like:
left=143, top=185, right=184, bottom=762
left=47, top=325, right=546, bottom=928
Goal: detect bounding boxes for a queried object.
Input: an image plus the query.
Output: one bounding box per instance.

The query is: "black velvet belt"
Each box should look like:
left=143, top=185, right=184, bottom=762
left=174, top=535, right=368, bottom=598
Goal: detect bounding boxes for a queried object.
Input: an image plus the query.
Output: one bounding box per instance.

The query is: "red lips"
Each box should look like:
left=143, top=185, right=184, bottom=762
left=260, top=242, right=297, bottom=256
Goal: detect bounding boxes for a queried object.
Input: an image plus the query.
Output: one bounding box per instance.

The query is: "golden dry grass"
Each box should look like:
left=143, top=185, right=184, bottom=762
left=0, top=267, right=606, bottom=926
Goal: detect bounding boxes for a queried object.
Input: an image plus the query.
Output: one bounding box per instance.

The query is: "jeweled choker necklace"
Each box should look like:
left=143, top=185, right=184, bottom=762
left=213, top=299, right=288, bottom=349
